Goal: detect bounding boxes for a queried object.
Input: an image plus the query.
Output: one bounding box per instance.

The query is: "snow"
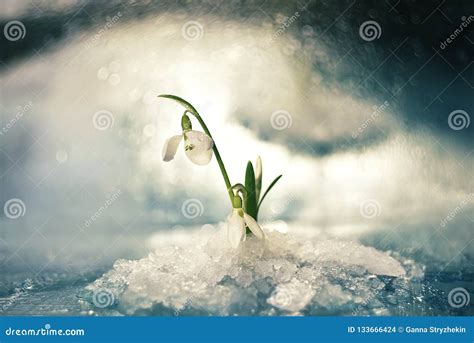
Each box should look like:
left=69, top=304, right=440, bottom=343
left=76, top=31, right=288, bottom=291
left=85, top=223, right=410, bottom=315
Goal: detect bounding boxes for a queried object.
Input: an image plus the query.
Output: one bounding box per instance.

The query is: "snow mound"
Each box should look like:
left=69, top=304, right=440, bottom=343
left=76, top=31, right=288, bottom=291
left=86, top=224, right=415, bottom=315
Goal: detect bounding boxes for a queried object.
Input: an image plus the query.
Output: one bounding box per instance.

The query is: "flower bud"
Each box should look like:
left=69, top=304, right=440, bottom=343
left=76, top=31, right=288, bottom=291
left=232, top=195, right=243, bottom=209
left=181, top=113, right=192, bottom=131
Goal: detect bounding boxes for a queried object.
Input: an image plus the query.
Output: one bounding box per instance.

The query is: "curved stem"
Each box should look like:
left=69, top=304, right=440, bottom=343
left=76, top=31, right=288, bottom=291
left=158, top=95, right=234, bottom=205
left=187, top=110, right=234, bottom=203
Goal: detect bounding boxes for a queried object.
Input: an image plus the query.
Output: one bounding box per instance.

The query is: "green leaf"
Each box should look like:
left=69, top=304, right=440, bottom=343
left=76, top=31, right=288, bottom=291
left=257, top=175, right=282, bottom=211
left=244, top=161, right=258, bottom=220
left=255, top=156, right=262, bottom=203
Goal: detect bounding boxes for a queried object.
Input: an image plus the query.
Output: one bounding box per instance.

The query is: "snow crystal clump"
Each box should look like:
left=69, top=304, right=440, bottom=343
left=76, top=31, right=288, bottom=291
left=86, top=223, right=411, bottom=315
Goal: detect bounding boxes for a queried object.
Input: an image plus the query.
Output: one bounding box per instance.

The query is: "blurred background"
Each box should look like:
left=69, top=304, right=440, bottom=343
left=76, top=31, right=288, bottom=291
left=0, top=0, right=473, bottom=313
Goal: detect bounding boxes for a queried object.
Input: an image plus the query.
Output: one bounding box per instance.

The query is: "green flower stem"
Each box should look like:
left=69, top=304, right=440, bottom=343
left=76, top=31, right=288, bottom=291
left=158, top=94, right=235, bottom=205
left=191, top=111, right=235, bottom=204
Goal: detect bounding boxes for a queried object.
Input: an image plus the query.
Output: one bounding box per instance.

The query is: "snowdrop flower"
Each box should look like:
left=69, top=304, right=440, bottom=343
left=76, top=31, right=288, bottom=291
left=162, top=113, right=214, bottom=165
left=228, top=206, right=265, bottom=249
left=158, top=95, right=281, bottom=245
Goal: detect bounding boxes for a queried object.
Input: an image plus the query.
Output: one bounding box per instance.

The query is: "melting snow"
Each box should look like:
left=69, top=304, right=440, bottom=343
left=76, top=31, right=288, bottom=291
left=86, top=223, right=412, bottom=315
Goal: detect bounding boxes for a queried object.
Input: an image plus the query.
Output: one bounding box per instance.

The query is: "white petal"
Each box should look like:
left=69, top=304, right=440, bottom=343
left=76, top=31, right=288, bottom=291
left=243, top=212, right=265, bottom=240
left=184, top=130, right=214, bottom=165
left=162, top=135, right=183, bottom=162
left=227, top=209, right=245, bottom=248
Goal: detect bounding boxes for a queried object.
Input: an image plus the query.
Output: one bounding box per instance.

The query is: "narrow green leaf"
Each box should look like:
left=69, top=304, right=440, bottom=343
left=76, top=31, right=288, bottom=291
left=257, top=175, right=282, bottom=211
left=255, top=156, right=262, bottom=203
left=244, top=161, right=258, bottom=220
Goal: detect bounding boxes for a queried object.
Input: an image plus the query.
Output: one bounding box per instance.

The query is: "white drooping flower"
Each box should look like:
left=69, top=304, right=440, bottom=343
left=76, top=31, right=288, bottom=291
left=227, top=208, right=265, bottom=248
left=162, top=130, right=214, bottom=165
